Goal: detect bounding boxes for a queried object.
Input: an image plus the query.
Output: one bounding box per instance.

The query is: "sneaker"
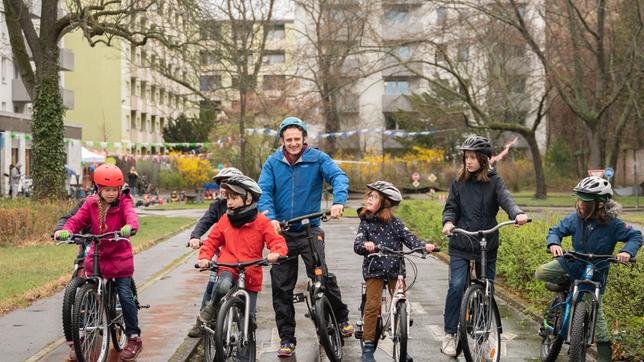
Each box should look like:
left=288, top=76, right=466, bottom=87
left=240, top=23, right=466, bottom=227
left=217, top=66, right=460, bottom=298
left=339, top=321, right=354, bottom=337
left=119, top=336, right=143, bottom=361
left=199, top=301, right=216, bottom=323
left=361, top=342, right=376, bottom=362
left=67, top=344, right=76, bottom=362
left=277, top=342, right=295, bottom=358
left=187, top=317, right=202, bottom=338
left=441, top=333, right=457, bottom=357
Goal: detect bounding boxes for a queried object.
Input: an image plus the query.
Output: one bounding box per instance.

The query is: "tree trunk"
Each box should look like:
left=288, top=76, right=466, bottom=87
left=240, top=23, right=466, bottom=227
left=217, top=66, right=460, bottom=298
left=584, top=121, right=602, bottom=168
left=523, top=133, right=547, bottom=199
left=606, top=101, right=634, bottom=180
left=31, top=63, right=66, bottom=199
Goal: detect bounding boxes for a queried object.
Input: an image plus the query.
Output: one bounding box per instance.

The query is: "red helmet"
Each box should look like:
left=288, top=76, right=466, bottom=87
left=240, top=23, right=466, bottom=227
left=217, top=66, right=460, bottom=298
left=94, top=164, right=124, bottom=187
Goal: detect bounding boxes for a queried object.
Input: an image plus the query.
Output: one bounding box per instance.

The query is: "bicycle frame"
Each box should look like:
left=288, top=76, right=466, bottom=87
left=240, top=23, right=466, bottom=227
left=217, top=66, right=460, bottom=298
left=218, top=269, right=253, bottom=346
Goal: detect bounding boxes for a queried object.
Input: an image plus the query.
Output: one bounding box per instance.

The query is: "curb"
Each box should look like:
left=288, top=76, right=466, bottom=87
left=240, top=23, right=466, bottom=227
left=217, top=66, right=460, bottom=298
left=170, top=335, right=201, bottom=362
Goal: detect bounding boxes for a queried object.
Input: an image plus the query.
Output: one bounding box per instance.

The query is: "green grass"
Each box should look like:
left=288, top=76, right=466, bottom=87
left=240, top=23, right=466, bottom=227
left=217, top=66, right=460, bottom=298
left=0, top=216, right=195, bottom=313
left=145, top=201, right=211, bottom=210
left=622, top=212, right=644, bottom=226
left=512, top=191, right=644, bottom=208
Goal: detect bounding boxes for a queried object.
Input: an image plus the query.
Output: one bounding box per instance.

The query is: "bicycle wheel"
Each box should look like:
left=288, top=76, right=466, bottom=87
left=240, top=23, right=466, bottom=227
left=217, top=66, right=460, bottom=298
left=106, top=282, right=127, bottom=351
left=203, top=318, right=216, bottom=362
left=72, top=283, right=109, bottom=362
left=314, top=296, right=343, bottom=362
left=540, top=294, right=565, bottom=362
left=568, top=299, right=591, bottom=362
left=62, top=276, right=85, bottom=342
left=393, top=301, right=408, bottom=362
left=215, top=296, right=253, bottom=362
left=459, top=284, right=501, bottom=362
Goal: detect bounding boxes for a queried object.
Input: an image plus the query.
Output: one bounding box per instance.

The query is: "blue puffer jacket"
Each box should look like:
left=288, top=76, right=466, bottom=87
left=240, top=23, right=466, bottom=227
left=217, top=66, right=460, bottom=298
left=258, top=147, right=349, bottom=230
left=546, top=208, right=642, bottom=293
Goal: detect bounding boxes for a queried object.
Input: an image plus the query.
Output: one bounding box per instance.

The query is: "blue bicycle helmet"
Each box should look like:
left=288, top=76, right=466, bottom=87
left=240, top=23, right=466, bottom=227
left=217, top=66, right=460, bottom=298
left=278, top=117, right=308, bottom=137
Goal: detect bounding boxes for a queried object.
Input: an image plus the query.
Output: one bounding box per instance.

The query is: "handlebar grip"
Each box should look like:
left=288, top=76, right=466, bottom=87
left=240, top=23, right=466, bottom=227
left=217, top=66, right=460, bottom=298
left=194, top=263, right=200, bottom=268
left=431, top=246, right=441, bottom=253
left=526, top=218, right=533, bottom=223
left=276, top=256, right=289, bottom=262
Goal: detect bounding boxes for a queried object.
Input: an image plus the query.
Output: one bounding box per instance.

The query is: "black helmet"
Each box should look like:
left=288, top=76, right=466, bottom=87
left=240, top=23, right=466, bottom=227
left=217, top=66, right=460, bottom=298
left=221, top=175, right=262, bottom=202
left=367, top=181, right=403, bottom=206
left=459, top=136, right=493, bottom=157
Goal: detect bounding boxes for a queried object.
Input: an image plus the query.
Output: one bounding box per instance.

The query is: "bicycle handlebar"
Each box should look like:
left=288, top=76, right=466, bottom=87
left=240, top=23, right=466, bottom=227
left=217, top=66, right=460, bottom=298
left=369, top=244, right=440, bottom=257
left=194, top=256, right=289, bottom=270
left=562, top=250, right=636, bottom=264
left=53, top=231, right=128, bottom=245
left=450, top=218, right=532, bottom=237
left=278, top=210, right=332, bottom=229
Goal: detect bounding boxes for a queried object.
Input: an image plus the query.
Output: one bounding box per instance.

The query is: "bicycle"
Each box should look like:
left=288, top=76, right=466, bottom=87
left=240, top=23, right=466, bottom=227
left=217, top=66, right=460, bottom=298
left=450, top=219, right=531, bottom=362
left=539, top=251, right=635, bottom=362
left=279, top=210, right=343, bottom=362
left=57, top=231, right=148, bottom=362
left=57, top=234, right=90, bottom=344
left=195, top=257, right=287, bottom=362
left=354, top=244, right=440, bottom=362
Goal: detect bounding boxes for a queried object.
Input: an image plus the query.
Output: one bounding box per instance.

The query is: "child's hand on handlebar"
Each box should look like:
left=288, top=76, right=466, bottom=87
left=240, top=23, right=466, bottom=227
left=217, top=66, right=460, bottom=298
left=197, top=259, right=210, bottom=268
left=330, top=204, right=344, bottom=218
left=442, top=222, right=454, bottom=236
left=616, top=252, right=632, bottom=264
left=267, top=252, right=281, bottom=263
left=425, top=243, right=437, bottom=253
left=549, top=245, right=564, bottom=257
left=54, top=230, right=71, bottom=241
left=364, top=241, right=376, bottom=253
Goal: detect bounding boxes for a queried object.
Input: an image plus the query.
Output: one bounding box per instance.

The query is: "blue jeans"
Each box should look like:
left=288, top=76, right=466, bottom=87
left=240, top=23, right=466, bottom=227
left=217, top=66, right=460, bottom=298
left=114, top=278, right=140, bottom=337
left=443, top=255, right=497, bottom=334
left=200, top=271, right=219, bottom=309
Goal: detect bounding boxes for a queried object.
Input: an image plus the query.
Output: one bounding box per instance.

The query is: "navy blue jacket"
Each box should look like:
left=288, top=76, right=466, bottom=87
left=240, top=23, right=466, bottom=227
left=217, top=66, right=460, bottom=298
left=546, top=212, right=642, bottom=292
left=190, top=198, right=227, bottom=239
left=354, top=210, right=426, bottom=280
left=258, top=147, right=349, bottom=230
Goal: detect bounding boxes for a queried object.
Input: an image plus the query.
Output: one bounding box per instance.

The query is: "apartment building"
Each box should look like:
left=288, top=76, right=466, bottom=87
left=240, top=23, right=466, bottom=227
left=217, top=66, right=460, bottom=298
left=0, top=0, right=81, bottom=196
left=65, top=0, right=198, bottom=156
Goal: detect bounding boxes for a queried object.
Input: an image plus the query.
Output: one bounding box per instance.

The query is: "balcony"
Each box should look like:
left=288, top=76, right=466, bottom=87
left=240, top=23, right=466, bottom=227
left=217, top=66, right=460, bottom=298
left=340, top=59, right=362, bottom=77
left=12, top=79, right=31, bottom=103
left=337, top=94, right=359, bottom=113
left=382, top=61, right=423, bottom=77
left=59, top=48, right=75, bottom=71
left=381, top=21, right=424, bottom=41
left=62, top=89, right=74, bottom=109
left=382, top=94, right=413, bottom=112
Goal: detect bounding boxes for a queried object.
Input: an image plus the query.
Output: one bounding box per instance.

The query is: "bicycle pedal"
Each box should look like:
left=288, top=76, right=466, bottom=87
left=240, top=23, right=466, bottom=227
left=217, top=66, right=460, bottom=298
left=409, top=319, right=414, bottom=327
left=292, top=293, right=305, bottom=303
left=138, top=304, right=150, bottom=309
left=304, top=312, right=311, bottom=318
left=355, top=331, right=363, bottom=339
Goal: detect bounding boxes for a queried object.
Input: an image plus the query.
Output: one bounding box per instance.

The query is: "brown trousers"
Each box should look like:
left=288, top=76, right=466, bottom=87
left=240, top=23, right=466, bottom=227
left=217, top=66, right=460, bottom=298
left=363, top=278, right=397, bottom=342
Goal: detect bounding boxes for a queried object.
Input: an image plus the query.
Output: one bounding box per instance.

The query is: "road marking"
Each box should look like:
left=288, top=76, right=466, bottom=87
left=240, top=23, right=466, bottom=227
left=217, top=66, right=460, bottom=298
left=410, top=302, right=427, bottom=315
left=379, top=337, right=394, bottom=357
left=425, top=324, right=444, bottom=341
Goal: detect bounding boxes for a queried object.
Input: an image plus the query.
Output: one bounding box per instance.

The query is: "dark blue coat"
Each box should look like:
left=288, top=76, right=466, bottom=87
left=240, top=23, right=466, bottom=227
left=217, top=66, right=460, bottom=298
left=354, top=210, right=425, bottom=280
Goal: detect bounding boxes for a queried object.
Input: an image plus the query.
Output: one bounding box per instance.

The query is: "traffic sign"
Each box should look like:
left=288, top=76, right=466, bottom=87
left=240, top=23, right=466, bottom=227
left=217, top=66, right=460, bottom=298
left=587, top=169, right=605, bottom=177
left=428, top=173, right=437, bottom=183
left=604, top=167, right=614, bottom=178
left=412, top=180, right=420, bottom=188
left=218, top=163, right=224, bottom=170
left=412, top=172, right=420, bottom=182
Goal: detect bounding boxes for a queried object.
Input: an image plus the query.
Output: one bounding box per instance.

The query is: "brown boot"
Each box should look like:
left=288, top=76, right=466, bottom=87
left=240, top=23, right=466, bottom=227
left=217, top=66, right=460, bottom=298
left=187, top=317, right=202, bottom=338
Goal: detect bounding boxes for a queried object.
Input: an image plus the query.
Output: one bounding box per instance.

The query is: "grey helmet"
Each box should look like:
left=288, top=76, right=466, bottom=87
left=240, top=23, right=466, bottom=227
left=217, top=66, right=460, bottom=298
left=221, top=175, right=263, bottom=201
left=212, top=167, right=242, bottom=185
left=367, top=181, right=403, bottom=205
left=459, top=135, right=493, bottom=157
left=573, top=176, right=613, bottom=200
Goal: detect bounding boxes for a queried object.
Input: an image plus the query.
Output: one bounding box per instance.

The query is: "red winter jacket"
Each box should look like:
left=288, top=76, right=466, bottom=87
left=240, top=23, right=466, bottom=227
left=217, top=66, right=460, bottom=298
left=199, top=213, right=287, bottom=292
left=63, top=194, right=139, bottom=279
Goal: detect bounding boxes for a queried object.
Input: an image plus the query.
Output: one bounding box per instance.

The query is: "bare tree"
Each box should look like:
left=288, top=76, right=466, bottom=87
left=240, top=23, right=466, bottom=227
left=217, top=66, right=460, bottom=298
left=2, top=0, right=197, bottom=198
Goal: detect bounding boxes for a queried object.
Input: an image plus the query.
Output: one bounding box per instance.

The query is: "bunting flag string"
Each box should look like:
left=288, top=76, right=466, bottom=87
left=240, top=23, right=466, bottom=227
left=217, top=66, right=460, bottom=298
left=245, top=127, right=459, bottom=139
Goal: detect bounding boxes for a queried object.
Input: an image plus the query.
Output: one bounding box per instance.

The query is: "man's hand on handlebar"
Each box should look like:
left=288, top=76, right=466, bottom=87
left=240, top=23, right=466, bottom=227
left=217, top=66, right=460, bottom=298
left=442, top=221, right=454, bottom=236
left=197, top=258, right=210, bottom=268
left=271, top=220, right=282, bottom=233
left=549, top=245, right=564, bottom=257
left=187, top=238, right=201, bottom=249
left=616, top=252, right=632, bottom=264
left=364, top=241, right=376, bottom=253
left=515, top=213, right=529, bottom=226
left=330, top=204, right=344, bottom=219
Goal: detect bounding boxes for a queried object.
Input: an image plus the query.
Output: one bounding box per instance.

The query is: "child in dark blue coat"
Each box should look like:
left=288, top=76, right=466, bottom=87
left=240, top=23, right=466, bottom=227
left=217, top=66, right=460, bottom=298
left=535, top=176, right=641, bottom=361
left=354, top=181, right=436, bottom=362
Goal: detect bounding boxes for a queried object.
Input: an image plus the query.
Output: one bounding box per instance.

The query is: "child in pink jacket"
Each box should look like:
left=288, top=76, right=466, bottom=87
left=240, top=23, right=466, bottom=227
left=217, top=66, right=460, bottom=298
left=55, top=164, right=142, bottom=361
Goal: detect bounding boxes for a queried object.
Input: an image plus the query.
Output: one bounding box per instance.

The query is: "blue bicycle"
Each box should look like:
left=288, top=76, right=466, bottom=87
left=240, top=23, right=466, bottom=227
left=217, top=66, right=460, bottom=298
left=539, top=251, right=635, bottom=362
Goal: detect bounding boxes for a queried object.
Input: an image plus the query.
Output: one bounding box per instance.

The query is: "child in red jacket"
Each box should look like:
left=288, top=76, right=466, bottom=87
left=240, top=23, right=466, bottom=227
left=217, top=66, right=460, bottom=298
left=197, top=175, right=288, bottom=326
left=55, top=164, right=142, bottom=361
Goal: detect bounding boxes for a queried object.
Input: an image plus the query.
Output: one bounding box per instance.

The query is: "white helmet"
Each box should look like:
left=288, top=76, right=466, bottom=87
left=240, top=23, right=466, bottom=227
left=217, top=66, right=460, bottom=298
left=221, top=175, right=262, bottom=201
left=573, top=176, right=612, bottom=201
left=367, top=181, right=403, bottom=205
left=212, top=167, right=242, bottom=184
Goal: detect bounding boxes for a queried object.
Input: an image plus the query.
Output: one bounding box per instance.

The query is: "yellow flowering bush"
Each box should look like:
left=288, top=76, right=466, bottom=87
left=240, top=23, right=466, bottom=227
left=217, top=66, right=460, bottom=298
left=173, top=154, right=213, bottom=189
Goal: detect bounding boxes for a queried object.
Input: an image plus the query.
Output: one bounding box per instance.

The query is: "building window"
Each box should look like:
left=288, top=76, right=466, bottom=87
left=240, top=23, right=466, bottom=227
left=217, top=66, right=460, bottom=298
left=435, top=43, right=447, bottom=62
left=263, top=50, right=285, bottom=64
left=200, top=22, right=220, bottom=40
left=1, top=102, right=6, bottom=111
left=385, top=114, right=399, bottom=130
left=266, top=23, right=285, bottom=40
left=384, top=79, right=410, bottom=95
left=200, top=75, right=221, bottom=91
left=397, top=46, right=411, bottom=61
left=231, top=76, right=239, bottom=89
left=457, top=45, right=470, bottom=62
left=200, top=51, right=217, bottom=66
left=512, top=76, right=527, bottom=94
left=263, top=74, right=286, bottom=91
left=384, top=9, right=409, bottom=26
left=126, top=115, right=130, bottom=131
left=1, top=57, right=6, bottom=83
left=436, top=7, right=447, bottom=27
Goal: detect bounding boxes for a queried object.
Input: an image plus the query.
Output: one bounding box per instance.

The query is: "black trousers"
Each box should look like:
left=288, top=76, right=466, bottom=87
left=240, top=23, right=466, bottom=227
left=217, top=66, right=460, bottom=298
left=270, top=227, right=349, bottom=345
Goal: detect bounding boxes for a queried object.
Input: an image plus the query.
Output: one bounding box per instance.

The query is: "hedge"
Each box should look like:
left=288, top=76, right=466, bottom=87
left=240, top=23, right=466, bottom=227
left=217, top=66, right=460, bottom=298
left=397, top=200, right=643, bottom=361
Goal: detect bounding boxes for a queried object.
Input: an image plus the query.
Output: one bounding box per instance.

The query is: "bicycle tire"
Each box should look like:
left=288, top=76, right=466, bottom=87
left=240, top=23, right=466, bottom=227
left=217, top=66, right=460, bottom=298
left=72, top=282, right=109, bottom=362
left=62, top=276, right=85, bottom=342
left=393, top=301, right=408, bottom=362
left=203, top=318, right=216, bottom=362
left=540, top=294, right=565, bottom=362
left=215, top=296, right=253, bottom=362
left=314, top=296, right=343, bottom=362
left=459, top=284, right=501, bottom=362
left=568, top=299, right=591, bottom=362
left=107, top=282, right=127, bottom=351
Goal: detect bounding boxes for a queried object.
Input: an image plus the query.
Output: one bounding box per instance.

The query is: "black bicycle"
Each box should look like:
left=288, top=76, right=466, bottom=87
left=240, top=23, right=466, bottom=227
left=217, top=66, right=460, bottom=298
left=450, top=219, right=530, bottom=362
left=279, top=211, right=343, bottom=362
left=195, top=257, right=287, bottom=362
left=57, top=231, right=148, bottom=362
left=56, top=233, right=90, bottom=344
left=539, top=251, right=635, bottom=362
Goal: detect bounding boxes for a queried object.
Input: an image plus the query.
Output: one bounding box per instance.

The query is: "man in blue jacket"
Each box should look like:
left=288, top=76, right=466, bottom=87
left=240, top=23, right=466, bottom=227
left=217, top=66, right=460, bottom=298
left=258, top=117, right=353, bottom=357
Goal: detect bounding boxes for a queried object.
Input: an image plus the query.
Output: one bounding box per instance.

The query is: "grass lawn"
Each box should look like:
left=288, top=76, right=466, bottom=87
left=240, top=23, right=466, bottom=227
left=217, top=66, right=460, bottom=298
left=0, top=216, right=195, bottom=314
left=144, top=201, right=210, bottom=210
left=621, top=212, right=644, bottom=226
left=503, top=191, right=643, bottom=208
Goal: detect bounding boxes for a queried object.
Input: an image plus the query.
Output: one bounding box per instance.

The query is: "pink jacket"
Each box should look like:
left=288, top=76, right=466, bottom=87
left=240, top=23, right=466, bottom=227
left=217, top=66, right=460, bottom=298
left=63, top=194, right=139, bottom=279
